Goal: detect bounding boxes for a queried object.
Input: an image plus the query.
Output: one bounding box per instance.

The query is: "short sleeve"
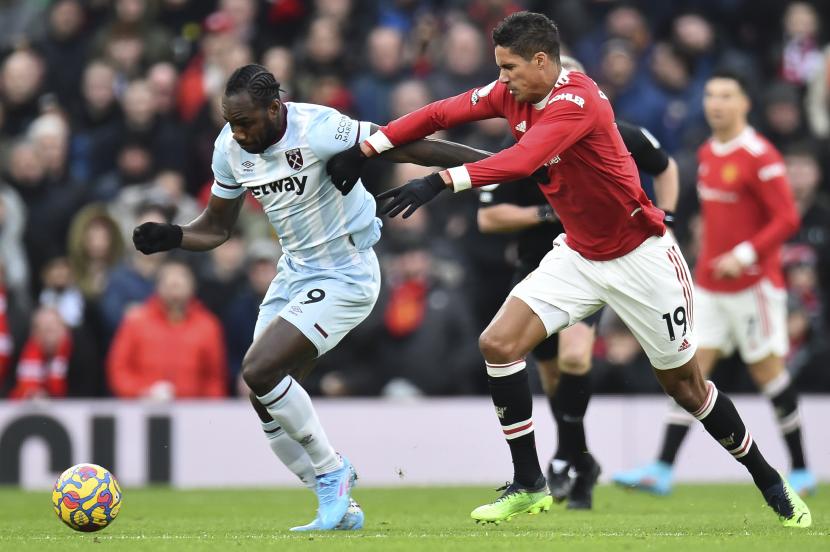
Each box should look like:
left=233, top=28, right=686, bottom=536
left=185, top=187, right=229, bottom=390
left=617, top=120, right=669, bottom=176
left=307, top=109, right=373, bottom=161
left=211, top=131, right=245, bottom=199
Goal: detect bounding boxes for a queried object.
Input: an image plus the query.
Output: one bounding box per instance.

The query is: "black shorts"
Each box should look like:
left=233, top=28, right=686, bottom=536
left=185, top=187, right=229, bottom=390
left=510, top=267, right=603, bottom=362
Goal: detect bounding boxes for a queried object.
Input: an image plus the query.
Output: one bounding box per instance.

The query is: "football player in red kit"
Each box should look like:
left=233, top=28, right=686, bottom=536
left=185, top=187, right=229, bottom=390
left=328, top=12, right=811, bottom=527
left=614, top=71, right=816, bottom=497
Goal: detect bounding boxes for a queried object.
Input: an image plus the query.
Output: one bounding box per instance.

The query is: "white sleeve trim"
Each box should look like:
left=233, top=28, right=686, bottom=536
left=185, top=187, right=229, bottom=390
left=448, top=166, right=472, bottom=192
left=732, top=241, right=757, bottom=266
left=364, top=130, right=395, bottom=154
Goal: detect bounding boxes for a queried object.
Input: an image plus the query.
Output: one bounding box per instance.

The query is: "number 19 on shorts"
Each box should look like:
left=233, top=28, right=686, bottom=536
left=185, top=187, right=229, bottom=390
left=662, top=306, right=687, bottom=341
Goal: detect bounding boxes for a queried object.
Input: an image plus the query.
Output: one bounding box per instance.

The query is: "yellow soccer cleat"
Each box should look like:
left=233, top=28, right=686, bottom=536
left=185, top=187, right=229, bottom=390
left=763, top=475, right=812, bottom=528
left=471, top=477, right=553, bottom=524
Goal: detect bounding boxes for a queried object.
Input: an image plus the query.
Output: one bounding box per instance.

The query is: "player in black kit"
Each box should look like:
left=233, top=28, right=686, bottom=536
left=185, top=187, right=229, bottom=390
left=477, top=56, right=680, bottom=510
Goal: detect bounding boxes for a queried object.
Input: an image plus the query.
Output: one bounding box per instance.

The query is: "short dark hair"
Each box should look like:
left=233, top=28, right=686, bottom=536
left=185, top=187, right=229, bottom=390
left=492, top=11, right=560, bottom=62
left=224, top=64, right=282, bottom=108
left=708, top=68, right=751, bottom=96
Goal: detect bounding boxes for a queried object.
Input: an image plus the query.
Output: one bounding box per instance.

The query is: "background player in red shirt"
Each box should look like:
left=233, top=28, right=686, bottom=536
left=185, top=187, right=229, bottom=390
left=328, top=12, right=811, bottom=527
left=614, top=71, right=816, bottom=497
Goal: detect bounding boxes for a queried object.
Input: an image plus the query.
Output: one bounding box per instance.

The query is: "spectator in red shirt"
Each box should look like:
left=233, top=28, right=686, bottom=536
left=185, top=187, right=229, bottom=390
left=10, top=307, right=71, bottom=399
left=107, top=259, right=227, bottom=399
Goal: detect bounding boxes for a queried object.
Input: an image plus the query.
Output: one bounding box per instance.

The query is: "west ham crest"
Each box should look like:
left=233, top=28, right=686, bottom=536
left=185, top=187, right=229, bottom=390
left=285, top=148, right=304, bottom=170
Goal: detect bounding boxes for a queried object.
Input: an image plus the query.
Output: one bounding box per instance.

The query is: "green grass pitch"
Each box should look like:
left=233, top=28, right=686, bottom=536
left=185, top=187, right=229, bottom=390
left=2, top=484, right=827, bottom=551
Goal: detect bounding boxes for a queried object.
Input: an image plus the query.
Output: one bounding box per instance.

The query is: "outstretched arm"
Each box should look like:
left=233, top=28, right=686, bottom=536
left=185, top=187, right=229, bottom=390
left=133, top=194, right=244, bottom=254
left=380, top=136, right=491, bottom=167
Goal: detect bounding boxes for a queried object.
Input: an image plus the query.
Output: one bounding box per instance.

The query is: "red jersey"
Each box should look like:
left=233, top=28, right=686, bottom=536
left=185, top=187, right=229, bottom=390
left=695, top=127, right=799, bottom=292
left=367, top=70, right=665, bottom=260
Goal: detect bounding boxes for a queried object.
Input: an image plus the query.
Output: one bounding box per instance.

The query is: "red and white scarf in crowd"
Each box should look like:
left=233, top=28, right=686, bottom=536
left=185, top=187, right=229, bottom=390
left=0, top=287, right=11, bottom=384
left=10, top=332, right=72, bottom=399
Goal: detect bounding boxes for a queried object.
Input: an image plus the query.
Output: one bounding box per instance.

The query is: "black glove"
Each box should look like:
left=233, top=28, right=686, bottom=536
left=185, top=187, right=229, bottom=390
left=663, top=210, right=676, bottom=229
left=133, top=222, right=183, bottom=254
left=326, top=142, right=368, bottom=195
left=376, top=173, right=447, bottom=218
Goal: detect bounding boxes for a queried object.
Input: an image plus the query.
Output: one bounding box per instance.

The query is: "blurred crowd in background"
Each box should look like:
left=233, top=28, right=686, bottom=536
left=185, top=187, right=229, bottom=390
left=0, top=0, right=829, bottom=400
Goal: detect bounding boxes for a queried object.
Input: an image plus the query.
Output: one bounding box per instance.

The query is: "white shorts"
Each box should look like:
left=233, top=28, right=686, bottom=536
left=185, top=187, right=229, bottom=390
left=510, top=233, right=697, bottom=369
left=696, top=279, right=788, bottom=364
left=254, top=249, right=381, bottom=356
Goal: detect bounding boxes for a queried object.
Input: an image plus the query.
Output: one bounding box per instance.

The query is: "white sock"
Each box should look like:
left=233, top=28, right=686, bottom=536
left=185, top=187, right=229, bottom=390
left=257, top=376, right=341, bottom=475
left=261, top=419, right=316, bottom=489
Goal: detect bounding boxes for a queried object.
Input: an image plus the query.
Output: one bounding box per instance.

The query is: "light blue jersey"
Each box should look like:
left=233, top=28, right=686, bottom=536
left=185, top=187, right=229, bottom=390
left=211, top=103, right=380, bottom=269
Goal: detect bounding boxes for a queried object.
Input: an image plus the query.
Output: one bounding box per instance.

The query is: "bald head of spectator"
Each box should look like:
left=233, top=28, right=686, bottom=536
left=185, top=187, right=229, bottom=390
left=390, top=80, right=431, bottom=119
left=156, top=260, right=196, bottom=316
left=368, top=27, right=404, bottom=76
left=31, top=307, right=69, bottom=356
left=6, top=141, right=47, bottom=188
left=672, top=13, right=714, bottom=57
left=147, top=62, right=179, bottom=117
left=82, top=61, right=118, bottom=116
left=123, top=79, right=156, bottom=129
left=1, top=50, right=45, bottom=107
left=307, top=17, right=344, bottom=66
left=28, top=113, right=70, bottom=177
left=444, top=22, right=485, bottom=77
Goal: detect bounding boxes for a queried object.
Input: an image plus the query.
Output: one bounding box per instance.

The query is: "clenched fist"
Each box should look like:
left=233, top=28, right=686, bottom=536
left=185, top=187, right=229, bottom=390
left=132, top=222, right=183, bottom=254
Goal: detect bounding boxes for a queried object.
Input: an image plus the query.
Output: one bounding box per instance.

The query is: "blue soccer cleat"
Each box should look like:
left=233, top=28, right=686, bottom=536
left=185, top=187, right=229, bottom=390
left=290, top=455, right=359, bottom=531
left=290, top=498, right=364, bottom=531
left=612, top=461, right=673, bottom=495
left=788, top=469, right=818, bottom=497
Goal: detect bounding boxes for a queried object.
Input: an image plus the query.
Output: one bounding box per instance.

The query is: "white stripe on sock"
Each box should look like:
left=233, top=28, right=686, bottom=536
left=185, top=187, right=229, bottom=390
left=761, top=370, right=791, bottom=398
left=779, top=409, right=801, bottom=434
left=485, top=359, right=526, bottom=377
left=693, top=381, right=718, bottom=420
left=728, top=432, right=753, bottom=458
left=503, top=420, right=534, bottom=440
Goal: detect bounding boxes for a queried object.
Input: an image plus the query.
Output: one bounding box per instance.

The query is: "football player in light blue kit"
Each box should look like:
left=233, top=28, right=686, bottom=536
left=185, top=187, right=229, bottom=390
left=132, top=64, right=494, bottom=531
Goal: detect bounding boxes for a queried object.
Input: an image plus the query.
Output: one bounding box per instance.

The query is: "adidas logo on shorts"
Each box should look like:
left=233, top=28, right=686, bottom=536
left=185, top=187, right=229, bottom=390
left=677, top=338, right=691, bottom=352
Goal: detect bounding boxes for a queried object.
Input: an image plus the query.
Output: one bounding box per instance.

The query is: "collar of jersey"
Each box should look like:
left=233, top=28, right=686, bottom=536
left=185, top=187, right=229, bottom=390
left=709, top=126, right=754, bottom=157
left=533, top=68, right=571, bottom=110
left=257, top=103, right=294, bottom=155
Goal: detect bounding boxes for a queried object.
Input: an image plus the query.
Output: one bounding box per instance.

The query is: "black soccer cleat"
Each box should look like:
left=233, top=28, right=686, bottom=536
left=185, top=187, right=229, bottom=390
left=546, top=457, right=574, bottom=503
left=567, top=453, right=601, bottom=510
